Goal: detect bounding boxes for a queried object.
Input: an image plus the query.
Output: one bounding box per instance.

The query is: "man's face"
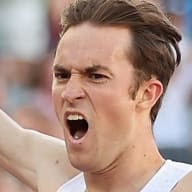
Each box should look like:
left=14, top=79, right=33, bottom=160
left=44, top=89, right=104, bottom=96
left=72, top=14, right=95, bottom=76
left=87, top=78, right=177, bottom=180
left=52, top=22, right=138, bottom=173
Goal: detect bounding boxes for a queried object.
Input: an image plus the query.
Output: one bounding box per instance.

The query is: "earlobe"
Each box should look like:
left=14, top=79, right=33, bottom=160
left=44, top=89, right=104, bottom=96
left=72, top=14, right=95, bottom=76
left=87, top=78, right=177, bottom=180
left=136, top=79, right=163, bottom=110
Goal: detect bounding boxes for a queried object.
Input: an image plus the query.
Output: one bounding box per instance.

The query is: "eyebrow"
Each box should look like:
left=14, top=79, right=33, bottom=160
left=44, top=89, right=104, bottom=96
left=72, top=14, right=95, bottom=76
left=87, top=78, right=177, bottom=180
left=84, top=64, right=112, bottom=75
left=52, top=65, right=68, bottom=72
left=52, top=64, right=113, bottom=75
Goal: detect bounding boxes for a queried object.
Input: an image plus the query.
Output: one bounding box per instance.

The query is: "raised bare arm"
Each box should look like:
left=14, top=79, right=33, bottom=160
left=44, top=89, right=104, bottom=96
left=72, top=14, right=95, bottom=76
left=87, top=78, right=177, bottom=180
left=0, top=109, right=79, bottom=191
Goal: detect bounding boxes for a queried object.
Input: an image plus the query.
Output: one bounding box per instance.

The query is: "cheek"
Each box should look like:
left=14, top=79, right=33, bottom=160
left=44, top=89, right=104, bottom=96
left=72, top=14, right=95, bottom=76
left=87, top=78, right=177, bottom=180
left=94, top=90, right=134, bottom=129
left=94, top=93, right=135, bottom=157
left=105, top=100, right=132, bottom=127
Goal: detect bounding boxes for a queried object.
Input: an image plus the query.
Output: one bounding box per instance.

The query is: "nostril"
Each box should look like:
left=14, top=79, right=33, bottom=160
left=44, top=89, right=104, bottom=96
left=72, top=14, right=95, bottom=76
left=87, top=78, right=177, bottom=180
left=61, top=88, right=86, bottom=103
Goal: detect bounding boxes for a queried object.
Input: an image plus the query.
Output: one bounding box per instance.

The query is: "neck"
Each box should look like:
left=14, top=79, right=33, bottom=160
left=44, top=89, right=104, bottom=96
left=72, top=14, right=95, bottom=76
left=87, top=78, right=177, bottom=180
left=84, top=125, right=164, bottom=192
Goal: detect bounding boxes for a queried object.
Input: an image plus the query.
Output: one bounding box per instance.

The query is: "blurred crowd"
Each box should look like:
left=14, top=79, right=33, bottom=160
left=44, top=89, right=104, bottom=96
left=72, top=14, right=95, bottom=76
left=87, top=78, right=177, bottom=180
left=0, top=0, right=192, bottom=191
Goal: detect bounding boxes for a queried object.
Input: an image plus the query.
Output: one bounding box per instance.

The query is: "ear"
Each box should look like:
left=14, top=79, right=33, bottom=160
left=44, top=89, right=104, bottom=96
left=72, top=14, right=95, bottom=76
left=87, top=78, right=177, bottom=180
left=135, top=78, right=163, bottom=111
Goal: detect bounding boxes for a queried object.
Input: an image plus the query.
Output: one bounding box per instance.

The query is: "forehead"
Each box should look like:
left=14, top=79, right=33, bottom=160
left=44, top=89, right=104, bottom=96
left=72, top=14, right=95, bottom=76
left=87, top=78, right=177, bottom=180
left=54, top=22, right=133, bottom=69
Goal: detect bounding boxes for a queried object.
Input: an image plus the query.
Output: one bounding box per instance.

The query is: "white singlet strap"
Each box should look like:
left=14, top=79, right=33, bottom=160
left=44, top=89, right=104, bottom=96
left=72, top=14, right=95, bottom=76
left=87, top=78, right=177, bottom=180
left=141, top=160, right=192, bottom=192
left=57, top=160, right=192, bottom=192
left=57, top=172, right=85, bottom=192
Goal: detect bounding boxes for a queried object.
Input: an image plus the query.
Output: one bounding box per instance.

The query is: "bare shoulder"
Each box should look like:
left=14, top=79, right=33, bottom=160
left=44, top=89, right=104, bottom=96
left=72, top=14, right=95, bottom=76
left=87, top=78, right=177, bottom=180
left=172, top=171, right=192, bottom=192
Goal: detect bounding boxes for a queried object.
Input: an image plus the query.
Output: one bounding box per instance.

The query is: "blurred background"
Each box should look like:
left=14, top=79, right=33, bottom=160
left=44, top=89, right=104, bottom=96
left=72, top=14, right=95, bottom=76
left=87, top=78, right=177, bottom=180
left=0, top=0, right=191, bottom=191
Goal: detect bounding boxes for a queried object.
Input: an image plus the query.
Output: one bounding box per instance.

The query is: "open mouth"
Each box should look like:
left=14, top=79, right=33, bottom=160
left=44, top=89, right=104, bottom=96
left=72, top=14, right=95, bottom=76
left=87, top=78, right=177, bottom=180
left=67, top=114, right=88, bottom=140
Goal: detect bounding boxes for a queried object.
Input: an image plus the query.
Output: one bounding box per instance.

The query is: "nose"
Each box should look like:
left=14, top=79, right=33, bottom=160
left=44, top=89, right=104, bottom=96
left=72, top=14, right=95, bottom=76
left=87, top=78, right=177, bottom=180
left=61, top=76, right=86, bottom=104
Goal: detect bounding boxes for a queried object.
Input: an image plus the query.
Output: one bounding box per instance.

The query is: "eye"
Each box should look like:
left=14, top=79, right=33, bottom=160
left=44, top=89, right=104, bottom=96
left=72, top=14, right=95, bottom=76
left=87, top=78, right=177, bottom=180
left=88, top=73, right=109, bottom=83
left=54, top=72, right=71, bottom=81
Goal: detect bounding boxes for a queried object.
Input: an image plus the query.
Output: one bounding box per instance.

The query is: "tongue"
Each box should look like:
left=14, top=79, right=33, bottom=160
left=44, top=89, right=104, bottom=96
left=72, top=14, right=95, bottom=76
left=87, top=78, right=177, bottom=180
left=73, top=130, right=85, bottom=140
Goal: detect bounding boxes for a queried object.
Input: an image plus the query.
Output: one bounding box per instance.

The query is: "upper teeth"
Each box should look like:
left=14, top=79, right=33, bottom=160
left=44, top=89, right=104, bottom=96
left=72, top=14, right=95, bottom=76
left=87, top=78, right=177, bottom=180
left=67, top=114, right=84, bottom=121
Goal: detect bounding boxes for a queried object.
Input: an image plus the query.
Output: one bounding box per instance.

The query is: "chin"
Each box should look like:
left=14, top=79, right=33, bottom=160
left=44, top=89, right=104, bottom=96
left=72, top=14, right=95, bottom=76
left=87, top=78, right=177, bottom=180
left=70, top=157, right=96, bottom=172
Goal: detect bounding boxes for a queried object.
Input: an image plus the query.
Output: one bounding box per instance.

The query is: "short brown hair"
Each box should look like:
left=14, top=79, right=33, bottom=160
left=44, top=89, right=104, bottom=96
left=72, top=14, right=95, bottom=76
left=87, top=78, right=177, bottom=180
left=60, top=0, right=181, bottom=123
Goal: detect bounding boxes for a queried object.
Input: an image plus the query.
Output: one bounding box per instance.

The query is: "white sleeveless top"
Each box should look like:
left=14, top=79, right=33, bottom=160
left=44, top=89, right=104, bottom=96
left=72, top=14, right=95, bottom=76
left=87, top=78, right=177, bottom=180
left=57, top=160, right=192, bottom=192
